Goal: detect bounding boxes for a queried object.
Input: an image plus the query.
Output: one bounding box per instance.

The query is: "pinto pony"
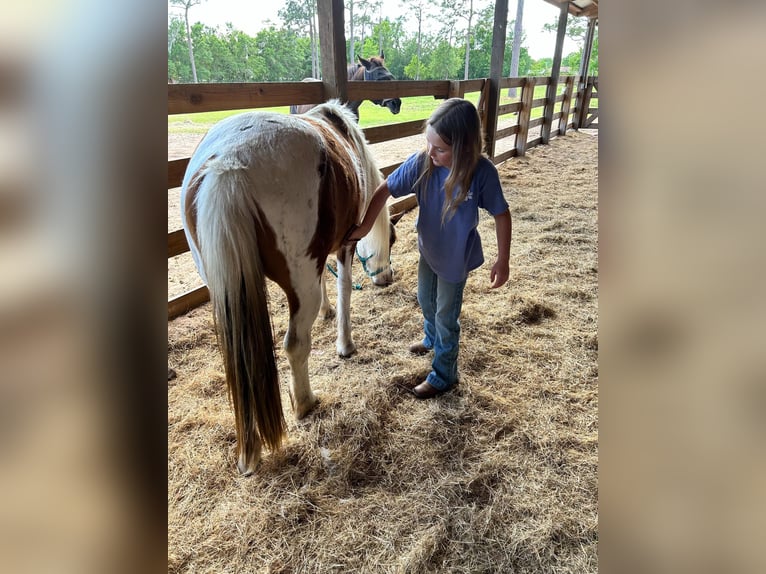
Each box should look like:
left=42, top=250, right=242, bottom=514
left=180, top=101, right=394, bottom=475
left=290, top=53, right=402, bottom=120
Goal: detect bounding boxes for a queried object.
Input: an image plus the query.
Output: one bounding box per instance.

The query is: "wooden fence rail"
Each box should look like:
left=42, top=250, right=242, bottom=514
left=168, top=75, right=597, bottom=318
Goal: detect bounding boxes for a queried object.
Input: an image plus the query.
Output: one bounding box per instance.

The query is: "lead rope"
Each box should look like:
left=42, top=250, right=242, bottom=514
left=325, top=246, right=391, bottom=289
left=325, top=262, right=362, bottom=290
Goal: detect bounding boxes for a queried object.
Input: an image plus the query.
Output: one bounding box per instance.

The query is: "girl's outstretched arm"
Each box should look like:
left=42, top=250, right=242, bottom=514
left=344, top=180, right=391, bottom=243
left=490, top=209, right=512, bottom=288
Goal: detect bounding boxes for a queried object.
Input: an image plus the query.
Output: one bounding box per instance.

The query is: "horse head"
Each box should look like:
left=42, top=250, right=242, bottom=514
left=356, top=54, right=402, bottom=115
left=356, top=221, right=395, bottom=286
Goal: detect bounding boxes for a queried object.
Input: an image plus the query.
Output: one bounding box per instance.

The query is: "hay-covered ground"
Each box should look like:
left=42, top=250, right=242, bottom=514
left=168, top=130, right=598, bottom=573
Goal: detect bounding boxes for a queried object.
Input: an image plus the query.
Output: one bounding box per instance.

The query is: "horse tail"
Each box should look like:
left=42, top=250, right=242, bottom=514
left=195, top=156, right=286, bottom=472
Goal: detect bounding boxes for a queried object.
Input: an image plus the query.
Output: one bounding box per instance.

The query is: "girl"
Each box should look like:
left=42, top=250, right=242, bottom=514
left=346, top=98, right=511, bottom=398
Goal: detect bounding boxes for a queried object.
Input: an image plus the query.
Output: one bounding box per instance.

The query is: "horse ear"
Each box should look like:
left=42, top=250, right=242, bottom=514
left=380, top=51, right=385, bottom=60
left=358, top=55, right=371, bottom=70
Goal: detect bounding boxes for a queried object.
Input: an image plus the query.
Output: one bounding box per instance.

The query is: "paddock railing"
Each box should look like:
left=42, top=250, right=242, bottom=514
left=168, top=75, right=598, bottom=318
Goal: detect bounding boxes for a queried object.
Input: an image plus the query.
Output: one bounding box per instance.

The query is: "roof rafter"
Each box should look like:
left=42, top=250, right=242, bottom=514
left=542, top=0, right=598, bottom=19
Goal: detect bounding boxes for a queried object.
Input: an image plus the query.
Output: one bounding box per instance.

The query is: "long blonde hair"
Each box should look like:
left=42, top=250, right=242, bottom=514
left=414, top=98, right=483, bottom=224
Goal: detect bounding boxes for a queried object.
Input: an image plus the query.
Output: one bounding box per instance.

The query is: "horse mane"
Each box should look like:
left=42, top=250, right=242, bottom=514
left=305, top=100, right=387, bottom=247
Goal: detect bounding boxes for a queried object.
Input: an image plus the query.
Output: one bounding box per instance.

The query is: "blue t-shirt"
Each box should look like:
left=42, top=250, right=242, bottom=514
left=387, top=153, right=509, bottom=283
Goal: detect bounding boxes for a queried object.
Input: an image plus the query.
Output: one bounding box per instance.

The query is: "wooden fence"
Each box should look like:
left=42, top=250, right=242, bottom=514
left=168, top=75, right=598, bottom=318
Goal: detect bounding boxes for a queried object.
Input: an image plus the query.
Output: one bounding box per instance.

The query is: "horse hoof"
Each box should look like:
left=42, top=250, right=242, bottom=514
left=295, top=396, right=319, bottom=420
left=337, top=343, right=357, bottom=358
left=237, top=453, right=260, bottom=476
left=318, top=307, right=336, bottom=320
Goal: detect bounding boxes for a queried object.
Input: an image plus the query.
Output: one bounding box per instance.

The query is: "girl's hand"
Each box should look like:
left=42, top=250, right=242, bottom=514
left=343, top=224, right=363, bottom=244
left=490, top=259, right=509, bottom=288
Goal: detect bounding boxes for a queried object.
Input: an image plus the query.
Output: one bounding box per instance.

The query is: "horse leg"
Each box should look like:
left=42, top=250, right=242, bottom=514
left=283, top=279, right=321, bottom=420
left=335, top=245, right=357, bottom=357
left=318, top=267, right=335, bottom=320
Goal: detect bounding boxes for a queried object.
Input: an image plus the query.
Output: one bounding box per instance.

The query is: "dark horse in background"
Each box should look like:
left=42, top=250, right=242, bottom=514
left=290, top=53, right=402, bottom=121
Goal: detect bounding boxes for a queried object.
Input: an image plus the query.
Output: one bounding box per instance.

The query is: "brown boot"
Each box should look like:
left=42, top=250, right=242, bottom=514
left=412, top=380, right=452, bottom=399
left=408, top=341, right=431, bottom=355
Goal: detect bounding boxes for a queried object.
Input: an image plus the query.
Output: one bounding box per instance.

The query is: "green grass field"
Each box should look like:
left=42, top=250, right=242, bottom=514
left=168, top=87, right=567, bottom=135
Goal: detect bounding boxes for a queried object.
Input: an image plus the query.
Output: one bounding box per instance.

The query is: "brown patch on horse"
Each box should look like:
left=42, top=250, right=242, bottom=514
left=253, top=205, right=300, bottom=314
left=301, top=116, right=363, bottom=272
left=183, top=157, right=216, bottom=248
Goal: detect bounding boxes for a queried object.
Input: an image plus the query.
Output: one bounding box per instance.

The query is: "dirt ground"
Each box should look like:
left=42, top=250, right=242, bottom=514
left=168, top=129, right=598, bottom=573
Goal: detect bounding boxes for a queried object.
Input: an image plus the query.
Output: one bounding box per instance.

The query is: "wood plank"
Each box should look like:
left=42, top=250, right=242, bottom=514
left=168, top=82, right=324, bottom=115
left=495, top=125, right=520, bottom=140
left=363, top=119, right=425, bottom=144
left=493, top=147, right=518, bottom=165
left=515, top=77, right=535, bottom=157
left=168, top=286, right=209, bottom=319
left=498, top=102, right=522, bottom=115
left=531, top=97, right=547, bottom=108
left=168, top=158, right=190, bottom=189
left=389, top=194, right=417, bottom=215
left=527, top=136, right=542, bottom=148
left=477, top=79, right=491, bottom=131
left=499, top=77, right=526, bottom=89
left=448, top=80, right=463, bottom=99
left=529, top=117, right=544, bottom=128
left=584, top=108, right=599, bottom=128
left=380, top=161, right=404, bottom=177
left=459, top=79, right=486, bottom=93
left=168, top=229, right=189, bottom=258
left=577, top=79, right=595, bottom=128
left=558, top=75, right=575, bottom=136
left=347, top=80, right=449, bottom=100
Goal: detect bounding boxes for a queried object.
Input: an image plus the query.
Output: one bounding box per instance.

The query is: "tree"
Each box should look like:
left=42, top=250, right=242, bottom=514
left=463, top=0, right=475, bottom=80
left=508, top=0, right=524, bottom=96
left=168, top=16, right=186, bottom=82
left=170, top=0, right=204, bottom=83
left=400, top=0, right=431, bottom=80
left=279, top=0, right=319, bottom=77
left=347, top=0, right=356, bottom=64
left=543, top=15, right=588, bottom=50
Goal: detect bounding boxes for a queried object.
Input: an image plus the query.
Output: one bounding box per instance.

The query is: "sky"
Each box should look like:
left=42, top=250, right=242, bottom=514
left=170, top=0, right=581, bottom=61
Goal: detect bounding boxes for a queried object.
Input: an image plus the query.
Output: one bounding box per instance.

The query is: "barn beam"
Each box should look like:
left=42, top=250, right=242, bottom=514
left=483, top=0, right=509, bottom=158
left=317, top=0, right=348, bottom=103
left=541, top=2, right=568, bottom=144
left=575, top=16, right=597, bottom=129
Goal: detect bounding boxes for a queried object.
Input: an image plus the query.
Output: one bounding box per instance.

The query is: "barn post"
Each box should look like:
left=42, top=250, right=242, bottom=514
left=483, top=0, right=509, bottom=159
left=316, top=0, right=348, bottom=103
left=558, top=74, right=575, bottom=135
left=575, top=16, right=597, bottom=129
left=515, top=76, right=535, bottom=157
left=541, top=1, right=568, bottom=144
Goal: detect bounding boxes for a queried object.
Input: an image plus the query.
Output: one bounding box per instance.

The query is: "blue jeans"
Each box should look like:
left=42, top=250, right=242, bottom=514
left=417, top=256, right=466, bottom=391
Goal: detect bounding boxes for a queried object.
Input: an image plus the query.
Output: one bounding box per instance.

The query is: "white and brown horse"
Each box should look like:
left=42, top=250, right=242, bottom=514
left=181, top=101, right=394, bottom=475
left=290, top=53, right=402, bottom=120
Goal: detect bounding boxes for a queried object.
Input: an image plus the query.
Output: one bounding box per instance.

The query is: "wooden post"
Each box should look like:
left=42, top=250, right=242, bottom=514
left=579, top=77, right=595, bottom=128
left=483, top=0, right=509, bottom=158
left=541, top=2, right=568, bottom=144
left=515, top=77, right=535, bottom=157
left=558, top=75, right=575, bottom=135
left=575, top=17, right=597, bottom=129
left=316, top=0, right=347, bottom=103
left=477, top=79, right=490, bottom=133
left=448, top=80, right=463, bottom=99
